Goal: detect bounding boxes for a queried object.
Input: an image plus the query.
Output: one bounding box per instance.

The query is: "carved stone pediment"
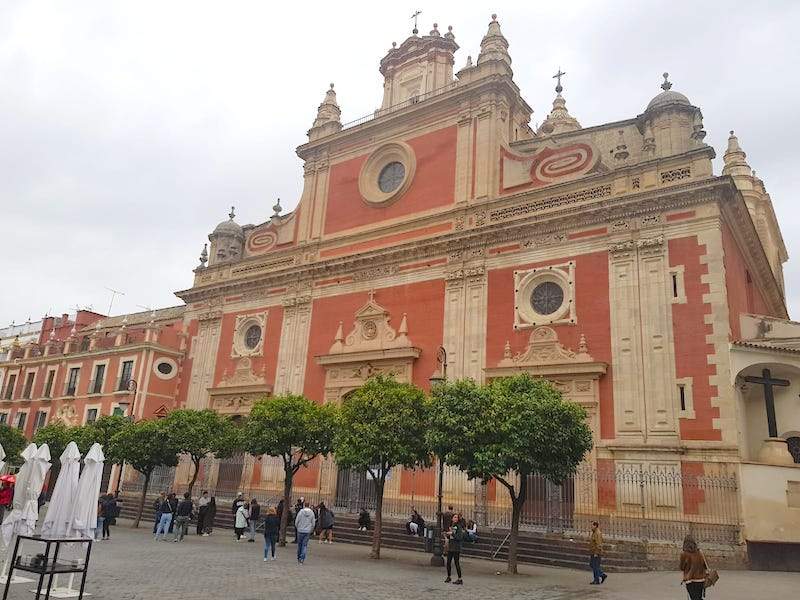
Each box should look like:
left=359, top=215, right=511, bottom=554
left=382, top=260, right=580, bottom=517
left=486, top=326, right=606, bottom=379
left=328, top=291, right=414, bottom=355
left=218, top=357, right=265, bottom=387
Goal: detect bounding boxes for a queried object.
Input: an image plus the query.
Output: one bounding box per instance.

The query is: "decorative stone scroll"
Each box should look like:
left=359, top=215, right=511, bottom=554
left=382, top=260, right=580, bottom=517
left=329, top=290, right=412, bottom=355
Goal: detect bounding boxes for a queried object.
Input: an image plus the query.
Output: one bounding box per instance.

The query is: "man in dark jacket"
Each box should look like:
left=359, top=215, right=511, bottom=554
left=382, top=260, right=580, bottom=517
left=247, top=498, right=261, bottom=542
left=152, top=492, right=166, bottom=533
left=167, top=493, right=178, bottom=533
left=173, top=492, right=193, bottom=543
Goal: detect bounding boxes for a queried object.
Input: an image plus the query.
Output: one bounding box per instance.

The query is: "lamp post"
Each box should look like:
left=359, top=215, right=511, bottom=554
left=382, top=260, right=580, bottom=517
left=113, top=379, right=137, bottom=494
left=428, top=346, right=447, bottom=567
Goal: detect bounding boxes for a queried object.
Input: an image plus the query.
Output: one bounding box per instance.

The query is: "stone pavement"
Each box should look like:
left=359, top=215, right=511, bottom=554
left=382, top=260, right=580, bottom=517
left=1, top=520, right=797, bottom=600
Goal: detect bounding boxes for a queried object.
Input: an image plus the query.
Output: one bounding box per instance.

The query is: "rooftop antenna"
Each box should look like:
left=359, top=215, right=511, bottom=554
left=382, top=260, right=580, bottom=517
left=411, top=9, right=422, bottom=34
left=104, top=287, right=125, bottom=316
left=136, top=304, right=153, bottom=313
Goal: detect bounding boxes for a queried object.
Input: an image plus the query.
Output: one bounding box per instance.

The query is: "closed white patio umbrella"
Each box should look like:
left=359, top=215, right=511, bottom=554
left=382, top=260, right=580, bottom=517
left=0, top=443, right=6, bottom=474
left=68, top=444, right=105, bottom=540
left=1, top=443, right=38, bottom=547
left=41, top=442, right=82, bottom=538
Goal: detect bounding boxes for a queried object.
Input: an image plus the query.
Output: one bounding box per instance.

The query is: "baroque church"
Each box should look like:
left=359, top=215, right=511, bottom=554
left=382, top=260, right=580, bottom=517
left=2, top=15, right=799, bottom=566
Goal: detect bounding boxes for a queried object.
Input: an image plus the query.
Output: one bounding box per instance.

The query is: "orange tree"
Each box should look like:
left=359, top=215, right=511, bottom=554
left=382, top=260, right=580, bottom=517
left=446, top=373, right=593, bottom=574
left=334, top=375, right=431, bottom=559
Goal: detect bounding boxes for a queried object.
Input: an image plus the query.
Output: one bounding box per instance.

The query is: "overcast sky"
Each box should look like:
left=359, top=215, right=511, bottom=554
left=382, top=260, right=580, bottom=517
left=1, top=1, right=799, bottom=325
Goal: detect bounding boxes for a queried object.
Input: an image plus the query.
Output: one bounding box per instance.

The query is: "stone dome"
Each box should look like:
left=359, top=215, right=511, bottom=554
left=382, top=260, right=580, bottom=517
left=646, top=72, right=691, bottom=111
left=212, top=207, right=243, bottom=238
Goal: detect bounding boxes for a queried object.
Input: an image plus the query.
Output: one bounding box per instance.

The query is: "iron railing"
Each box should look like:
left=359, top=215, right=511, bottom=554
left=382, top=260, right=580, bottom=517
left=121, top=456, right=740, bottom=545
left=340, top=81, right=459, bottom=130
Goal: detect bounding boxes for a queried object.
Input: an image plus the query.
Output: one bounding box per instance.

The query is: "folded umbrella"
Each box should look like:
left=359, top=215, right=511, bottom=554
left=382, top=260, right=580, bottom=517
left=40, top=442, right=81, bottom=538
left=1, top=443, right=38, bottom=546
left=68, top=443, right=105, bottom=539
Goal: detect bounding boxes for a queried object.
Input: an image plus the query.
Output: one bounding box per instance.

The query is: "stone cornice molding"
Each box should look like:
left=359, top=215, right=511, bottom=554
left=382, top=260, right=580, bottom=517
left=176, top=177, right=780, bottom=319
left=0, top=341, right=184, bottom=369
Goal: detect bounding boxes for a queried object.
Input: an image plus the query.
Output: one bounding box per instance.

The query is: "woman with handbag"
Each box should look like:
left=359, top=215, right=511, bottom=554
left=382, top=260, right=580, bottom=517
left=680, top=535, right=710, bottom=599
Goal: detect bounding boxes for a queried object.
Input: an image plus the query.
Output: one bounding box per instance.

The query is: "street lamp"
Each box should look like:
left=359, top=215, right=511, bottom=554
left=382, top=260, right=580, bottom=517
left=428, top=346, right=447, bottom=567
left=114, top=379, right=137, bottom=494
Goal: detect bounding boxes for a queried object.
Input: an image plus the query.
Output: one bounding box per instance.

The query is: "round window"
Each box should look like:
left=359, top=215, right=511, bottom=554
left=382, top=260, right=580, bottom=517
left=378, top=162, right=405, bottom=193
left=530, top=281, right=564, bottom=315
left=244, top=324, right=262, bottom=349
left=156, top=362, right=173, bottom=375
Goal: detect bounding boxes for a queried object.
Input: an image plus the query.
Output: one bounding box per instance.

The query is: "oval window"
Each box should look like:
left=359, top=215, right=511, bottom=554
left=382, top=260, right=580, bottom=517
left=530, top=281, right=564, bottom=315
left=378, top=162, right=405, bottom=193
left=244, top=324, right=262, bottom=349
left=156, top=362, right=173, bottom=375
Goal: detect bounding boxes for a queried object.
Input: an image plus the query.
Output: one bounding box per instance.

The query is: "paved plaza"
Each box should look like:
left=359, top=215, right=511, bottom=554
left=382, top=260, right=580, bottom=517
left=1, top=520, right=798, bottom=599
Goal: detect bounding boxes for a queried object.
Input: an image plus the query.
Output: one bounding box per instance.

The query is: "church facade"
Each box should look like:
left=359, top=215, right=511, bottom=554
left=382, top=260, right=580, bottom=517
left=3, top=15, right=799, bottom=561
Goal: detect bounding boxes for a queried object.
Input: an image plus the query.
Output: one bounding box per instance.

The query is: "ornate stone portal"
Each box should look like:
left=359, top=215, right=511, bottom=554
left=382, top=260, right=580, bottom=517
left=485, top=326, right=606, bottom=440
left=315, top=291, right=421, bottom=403
left=207, top=356, right=271, bottom=416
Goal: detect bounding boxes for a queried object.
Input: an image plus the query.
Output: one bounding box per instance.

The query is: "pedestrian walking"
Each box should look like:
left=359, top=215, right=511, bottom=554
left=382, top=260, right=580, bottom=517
left=232, top=492, right=245, bottom=516
left=443, top=513, right=464, bottom=585
left=589, top=521, right=607, bottom=585
left=247, top=498, right=261, bottom=542
left=95, top=497, right=106, bottom=541
left=166, top=492, right=178, bottom=533
left=292, top=497, right=305, bottom=544
left=263, top=506, right=280, bottom=561
left=442, top=505, right=454, bottom=531
left=317, top=501, right=334, bottom=544
left=680, top=535, right=709, bottom=600
left=234, top=500, right=249, bottom=541
left=101, top=493, right=118, bottom=540
left=203, top=496, right=216, bottom=536
left=196, top=490, right=210, bottom=535
left=152, top=492, right=166, bottom=534
left=154, top=493, right=174, bottom=541
left=173, top=492, right=193, bottom=542
left=294, top=501, right=316, bottom=564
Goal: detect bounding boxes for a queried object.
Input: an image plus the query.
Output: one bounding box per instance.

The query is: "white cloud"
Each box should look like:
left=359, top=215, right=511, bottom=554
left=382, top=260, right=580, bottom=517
left=1, top=0, right=799, bottom=322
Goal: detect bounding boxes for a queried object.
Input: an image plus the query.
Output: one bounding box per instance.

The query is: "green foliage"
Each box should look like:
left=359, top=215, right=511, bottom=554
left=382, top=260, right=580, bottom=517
left=78, top=415, right=130, bottom=463
left=108, top=420, right=179, bottom=477
left=0, top=424, right=29, bottom=466
left=243, top=394, right=336, bottom=471
left=335, top=375, right=431, bottom=480
left=161, top=409, right=240, bottom=461
left=32, top=422, right=75, bottom=462
left=426, top=378, right=489, bottom=461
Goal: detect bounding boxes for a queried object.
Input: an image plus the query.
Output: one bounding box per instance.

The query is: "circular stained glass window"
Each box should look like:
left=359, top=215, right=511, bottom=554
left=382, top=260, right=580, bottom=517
left=531, top=281, right=564, bottom=315
left=244, top=325, right=262, bottom=349
left=378, top=162, right=405, bottom=193
left=156, top=362, right=173, bottom=375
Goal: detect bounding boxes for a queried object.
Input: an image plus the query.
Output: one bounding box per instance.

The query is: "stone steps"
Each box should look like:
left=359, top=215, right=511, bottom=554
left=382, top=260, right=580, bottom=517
left=119, top=495, right=648, bottom=572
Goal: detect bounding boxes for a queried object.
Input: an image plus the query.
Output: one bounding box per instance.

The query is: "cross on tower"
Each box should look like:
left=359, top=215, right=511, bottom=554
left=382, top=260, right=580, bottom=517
left=553, top=68, right=566, bottom=94
left=411, top=10, right=422, bottom=34
left=744, top=368, right=790, bottom=438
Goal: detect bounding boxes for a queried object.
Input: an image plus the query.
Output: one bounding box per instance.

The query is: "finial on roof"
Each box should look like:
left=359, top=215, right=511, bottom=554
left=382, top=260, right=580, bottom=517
left=391, top=41, right=397, bottom=49
left=477, top=13, right=511, bottom=68
left=272, top=198, right=282, bottom=217
left=429, top=23, right=440, bottom=37
left=411, top=9, right=422, bottom=35
left=723, top=129, right=751, bottom=177
left=661, top=72, right=672, bottom=91
left=465, top=55, right=473, bottom=67
left=199, top=243, right=208, bottom=268
left=444, top=25, right=455, bottom=41
left=229, top=206, right=235, bottom=220
left=553, top=67, right=566, bottom=94
left=311, top=82, right=342, bottom=131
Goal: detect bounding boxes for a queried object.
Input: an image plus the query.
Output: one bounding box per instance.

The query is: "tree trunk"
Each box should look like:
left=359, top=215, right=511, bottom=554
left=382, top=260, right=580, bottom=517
left=507, top=479, right=527, bottom=575
left=187, top=456, right=201, bottom=497
left=370, top=477, right=385, bottom=559
left=278, top=470, right=293, bottom=546
left=133, top=471, right=150, bottom=529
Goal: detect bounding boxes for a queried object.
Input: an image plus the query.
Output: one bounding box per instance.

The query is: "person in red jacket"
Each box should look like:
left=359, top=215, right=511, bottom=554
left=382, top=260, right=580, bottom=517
left=0, top=482, right=13, bottom=523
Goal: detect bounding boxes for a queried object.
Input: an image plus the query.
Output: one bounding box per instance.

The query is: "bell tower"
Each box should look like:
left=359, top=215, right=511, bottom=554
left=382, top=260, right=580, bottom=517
left=378, top=22, right=458, bottom=110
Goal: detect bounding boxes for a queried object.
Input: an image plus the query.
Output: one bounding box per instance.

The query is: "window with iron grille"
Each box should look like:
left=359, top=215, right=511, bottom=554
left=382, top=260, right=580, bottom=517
left=92, top=364, right=106, bottom=394
left=66, top=367, right=80, bottom=396
left=86, top=408, right=98, bottom=424
left=16, top=411, right=27, bottom=431
left=118, top=360, right=133, bottom=391
left=3, top=374, right=16, bottom=400
left=22, top=372, right=35, bottom=399
left=43, top=370, right=55, bottom=398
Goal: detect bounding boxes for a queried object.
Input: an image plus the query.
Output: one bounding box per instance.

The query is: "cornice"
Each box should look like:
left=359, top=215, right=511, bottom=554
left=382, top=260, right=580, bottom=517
left=718, top=176, right=788, bottom=318
left=0, top=341, right=184, bottom=369
left=176, top=177, right=737, bottom=306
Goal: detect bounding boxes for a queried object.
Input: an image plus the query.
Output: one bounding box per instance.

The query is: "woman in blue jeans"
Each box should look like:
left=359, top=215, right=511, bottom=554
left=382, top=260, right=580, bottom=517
left=263, top=507, right=280, bottom=561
